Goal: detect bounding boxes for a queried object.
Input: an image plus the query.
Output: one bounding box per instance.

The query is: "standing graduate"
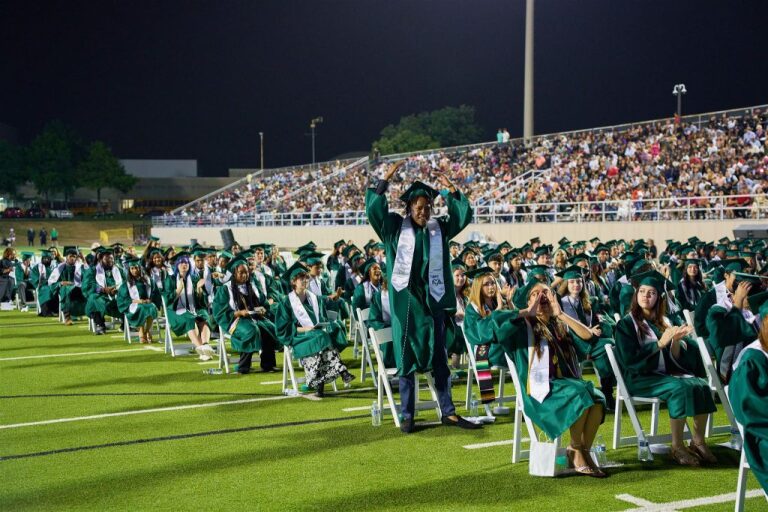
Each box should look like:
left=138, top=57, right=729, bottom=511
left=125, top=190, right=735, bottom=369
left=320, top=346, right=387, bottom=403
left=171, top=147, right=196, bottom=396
left=48, top=246, right=87, bottom=325
left=729, top=312, right=768, bottom=496
left=366, top=159, right=480, bottom=433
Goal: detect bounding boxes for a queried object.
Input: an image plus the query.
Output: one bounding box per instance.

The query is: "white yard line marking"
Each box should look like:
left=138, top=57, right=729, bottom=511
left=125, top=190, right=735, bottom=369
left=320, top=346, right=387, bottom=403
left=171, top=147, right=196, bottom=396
left=464, top=439, right=514, bottom=449
left=616, top=490, right=766, bottom=511
left=0, top=395, right=293, bottom=430
left=0, top=347, right=158, bottom=361
left=342, top=406, right=371, bottom=412
left=259, top=380, right=284, bottom=385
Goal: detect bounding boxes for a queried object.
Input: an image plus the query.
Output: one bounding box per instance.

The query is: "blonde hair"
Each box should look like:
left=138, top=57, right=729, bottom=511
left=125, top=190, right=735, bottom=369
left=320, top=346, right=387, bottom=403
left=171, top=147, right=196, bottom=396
left=556, top=278, right=592, bottom=314
left=759, top=315, right=768, bottom=352
left=468, top=271, right=494, bottom=318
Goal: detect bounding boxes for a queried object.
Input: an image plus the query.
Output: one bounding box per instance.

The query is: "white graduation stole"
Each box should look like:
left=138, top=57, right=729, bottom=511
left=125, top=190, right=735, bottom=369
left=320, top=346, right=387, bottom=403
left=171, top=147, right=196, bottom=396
left=288, top=291, right=320, bottom=328
left=151, top=267, right=165, bottom=290
left=527, top=319, right=550, bottom=403
left=127, top=277, right=150, bottom=314
left=95, top=264, right=123, bottom=291
left=48, top=262, right=83, bottom=287
left=225, top=281, right=261, bottom=311
left=363, top=281, right=379, bottom=305
left=733, top=340, right=768, bottom=370
left=253, top=271, right=268, bottom=297
left=630, top=316, right=666, bottom=373
left=176, top=274, right=197, bottom=315
left=381, top=289, right=391, bottom=323
left=308, top=277, right=323, bottom=297
left=391, top=217, right=444, bottom=301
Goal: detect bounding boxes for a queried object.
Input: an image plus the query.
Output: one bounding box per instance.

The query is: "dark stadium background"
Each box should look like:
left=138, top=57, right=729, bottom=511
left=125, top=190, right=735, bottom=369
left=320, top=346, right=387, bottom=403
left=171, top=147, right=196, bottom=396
left=1, top=0, right=767, bottom=176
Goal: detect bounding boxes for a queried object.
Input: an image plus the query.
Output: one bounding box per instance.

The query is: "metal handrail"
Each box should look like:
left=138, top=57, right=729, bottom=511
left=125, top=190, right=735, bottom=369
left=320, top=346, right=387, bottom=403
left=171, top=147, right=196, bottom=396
left=154, top=193, right=768, bottom=228
left=170, top=170, right=264, bottom=215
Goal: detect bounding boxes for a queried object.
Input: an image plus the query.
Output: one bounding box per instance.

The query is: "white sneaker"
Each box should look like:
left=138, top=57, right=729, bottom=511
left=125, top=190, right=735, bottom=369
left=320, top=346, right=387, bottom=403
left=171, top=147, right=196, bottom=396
left=195, top=346, right=212, bottom=361
left=21, top=306, right=29, bottom=313
left=202, top=344, right=216, bottom=355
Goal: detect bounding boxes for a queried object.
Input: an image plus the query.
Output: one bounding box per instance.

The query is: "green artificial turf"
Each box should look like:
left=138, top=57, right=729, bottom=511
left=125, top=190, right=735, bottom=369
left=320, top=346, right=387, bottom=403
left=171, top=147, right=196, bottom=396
left=1, top=309, right=766, bottom=511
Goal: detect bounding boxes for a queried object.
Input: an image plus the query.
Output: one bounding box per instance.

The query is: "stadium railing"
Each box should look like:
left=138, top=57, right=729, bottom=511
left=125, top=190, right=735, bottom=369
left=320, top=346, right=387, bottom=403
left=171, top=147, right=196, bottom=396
left=153, top=193, right=768, bottom=227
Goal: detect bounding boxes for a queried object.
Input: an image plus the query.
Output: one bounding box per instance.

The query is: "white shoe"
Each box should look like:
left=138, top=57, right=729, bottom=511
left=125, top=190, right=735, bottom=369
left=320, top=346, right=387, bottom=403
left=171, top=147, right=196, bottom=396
left=202, top=344, right=216, bottom=355
left=21, top=306, right=29, bottom=312
left=195, top=346, right=212, bottom=361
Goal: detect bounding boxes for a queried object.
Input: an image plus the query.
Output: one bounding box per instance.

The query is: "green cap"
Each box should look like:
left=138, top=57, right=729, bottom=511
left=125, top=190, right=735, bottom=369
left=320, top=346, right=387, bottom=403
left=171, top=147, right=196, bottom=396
left=631, top=270, right=669, bottom=295
left=399, top=181, right=438, bottom=203
left=594, top=244, right=610, bottom=254
left=218, top=250, right=234, bottom=260
left=465, top=266, right=494, bottom=280
left=125, top=257, right=142, bottom=268
left=747, top=290, right=768, bottom=316
left=723, top=259, right=749, bottom=273
left=530, top=237, right=541, bottom=244
left=485, top=249, right=503, bottom=262
left=497, top=241, right=512, bottom=251
left=558, top=237, right=570, bottom=246
left=525, top=265, right=551, bottom=283
left=284, top=261, right=310, bottom=283
left=556, top=265, right=586, bottom=281
left=569, top=254, right=590, bottom=265
left=63, top=246, right=78, bottom=256
left=732, top=272, right=762, bottom=285
left=171, top=251, right=191, bottom=263
left=225, top=256, right=250, bottom=274
left=333, top=239, right=347, bottom=249
left=149, top=236, right=160, bottom=242
left=20, top=251, right=34, bottom=260
left=534, top=245, right=552, bottom=257
left=360, top=258, right=382, bottom=280
left=681, top=258, right=702, bottom=267
left=40, top=249, right=53, bottom=258
left=295, top=242, right=317, bottom=254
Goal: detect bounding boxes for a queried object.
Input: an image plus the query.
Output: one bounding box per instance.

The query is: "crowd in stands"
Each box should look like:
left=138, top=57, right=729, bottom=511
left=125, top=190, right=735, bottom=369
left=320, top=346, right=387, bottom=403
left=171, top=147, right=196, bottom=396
left=158, top=108, right=767, bottom=226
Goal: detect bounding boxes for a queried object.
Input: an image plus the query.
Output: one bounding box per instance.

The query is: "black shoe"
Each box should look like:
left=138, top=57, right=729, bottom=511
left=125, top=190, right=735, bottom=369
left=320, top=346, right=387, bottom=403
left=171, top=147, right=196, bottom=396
left=95, top=325, right=105, bottom=335
left=400, top=417, right=415, bottom=434
left=260, top=367, right=276, bottom=373
left=441, top=415, right=482, bottom=430
left=315, top=383, right=325, bottom=398
left=341, top=371, right=356, bottom=384
left=237, top=368, right=251, bottom=375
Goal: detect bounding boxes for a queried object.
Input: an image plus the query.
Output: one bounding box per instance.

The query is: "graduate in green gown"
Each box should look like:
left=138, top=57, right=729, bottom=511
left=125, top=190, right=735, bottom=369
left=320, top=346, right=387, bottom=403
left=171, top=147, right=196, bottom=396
left=675, top=259, right=707, bottom=312
left=83, top=249, right=124, bottom=335
left=48, top=246, right=87, bottom=324
left=462, top=267, right=515, bottom=369
left=555, top=266, right=616, bottom=409
left=613, top=271, right=717, bottom=466
left=13, top=251, right=34, bottom=311
left=274, top=263, right=353, bottom=396
left=729, top=315, right=768, bottom=496
left=366, top=160, right=480, bottom=433
left=446, top=263, right=469, bottom=367
left=212, top=257, right=279, bottom=372
left=500, top=281, right=607, bottom=477
left=30, top=250, right=57, bottom=316
left=117, top=258, right=159, bottom=343
left=368, top=278, right=396, bottom=368
left=351, top=258, right=382, bottom=312
left=167, top=252, right=217, bottom=361
left=146, top=248, right=174, bottom=310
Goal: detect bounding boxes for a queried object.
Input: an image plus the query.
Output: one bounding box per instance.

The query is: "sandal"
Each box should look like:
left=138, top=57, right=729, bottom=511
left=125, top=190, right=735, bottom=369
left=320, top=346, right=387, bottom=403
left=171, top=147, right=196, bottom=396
left=566, top=446, right=604, bottom=477
left=671, top=446, right=701, bottom=466
left=688, top=442, right=717, bottom=464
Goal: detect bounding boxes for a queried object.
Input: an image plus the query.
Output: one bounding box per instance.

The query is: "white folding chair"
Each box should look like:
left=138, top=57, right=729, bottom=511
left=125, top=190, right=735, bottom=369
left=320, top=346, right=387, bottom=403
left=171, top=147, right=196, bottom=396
left=355, top=307, right=377, bottom=387
left=346, top=302, right=361, bottom=358
left=281, top=343, right=338, bottom=396
left=464, top=337, right=514, bottom=415
left=613, top=312, right=621, bottom=323
left=216, top=326, right=234, bottom=374
left=369, top=327, right=442, bottom=427
left=160, top=297, right=196, bottom=356
left=605, top=345, right=690, bottom=457
left=503, top=352, right=560, bottom=463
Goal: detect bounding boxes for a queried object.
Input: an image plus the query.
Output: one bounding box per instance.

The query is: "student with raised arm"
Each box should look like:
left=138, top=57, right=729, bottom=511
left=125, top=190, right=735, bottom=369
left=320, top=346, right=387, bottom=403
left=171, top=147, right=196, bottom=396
left=365, top=159, right=479, bottom=434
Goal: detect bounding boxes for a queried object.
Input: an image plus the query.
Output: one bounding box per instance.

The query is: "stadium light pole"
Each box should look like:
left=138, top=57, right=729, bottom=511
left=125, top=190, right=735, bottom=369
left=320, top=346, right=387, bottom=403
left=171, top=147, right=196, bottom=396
left=523, top=0, right=534, bottom=140
left=672, top=83, right=687, bottom=117
left=310, top=117, right=323, bottom=167
left=259, top=132, right=264, bottom=171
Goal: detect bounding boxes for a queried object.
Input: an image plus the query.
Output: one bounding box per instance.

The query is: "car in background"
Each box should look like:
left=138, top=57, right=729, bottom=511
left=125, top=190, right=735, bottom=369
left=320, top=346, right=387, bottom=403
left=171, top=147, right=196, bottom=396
left=1, top=207, right=24, bottom=218
left=25, top=207, right=46, bottom=218
left=49, top=209, right=74, bottom=219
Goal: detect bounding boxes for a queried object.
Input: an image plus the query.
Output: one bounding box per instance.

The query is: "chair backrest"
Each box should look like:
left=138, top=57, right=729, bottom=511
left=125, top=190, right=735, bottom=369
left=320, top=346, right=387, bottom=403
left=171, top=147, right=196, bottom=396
left=683, top=309, right=698, bottom=338
left=503, top=352, right=538, bottom=436
left=327, top=310, right=338, bottom=321
left=369, top=327, right=392, bottom=347
left=604, top=344, right=631, bottom=398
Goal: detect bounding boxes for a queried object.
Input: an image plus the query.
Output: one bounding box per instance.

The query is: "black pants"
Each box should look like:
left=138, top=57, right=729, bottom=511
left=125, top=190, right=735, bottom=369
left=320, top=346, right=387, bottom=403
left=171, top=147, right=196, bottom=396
left=237, top=338, right=277, bottom=373
left=91, top=312, right=106, bottom=328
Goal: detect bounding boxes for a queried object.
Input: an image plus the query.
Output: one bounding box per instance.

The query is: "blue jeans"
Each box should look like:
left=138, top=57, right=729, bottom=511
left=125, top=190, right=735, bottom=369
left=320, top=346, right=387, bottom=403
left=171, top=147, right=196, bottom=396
left=399, top=310, right=456, bottom=420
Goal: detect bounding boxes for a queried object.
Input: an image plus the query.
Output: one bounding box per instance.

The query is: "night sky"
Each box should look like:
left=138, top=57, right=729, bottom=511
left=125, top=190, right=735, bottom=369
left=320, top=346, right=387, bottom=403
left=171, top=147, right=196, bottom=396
left=2, top=0, right=767, bottom=176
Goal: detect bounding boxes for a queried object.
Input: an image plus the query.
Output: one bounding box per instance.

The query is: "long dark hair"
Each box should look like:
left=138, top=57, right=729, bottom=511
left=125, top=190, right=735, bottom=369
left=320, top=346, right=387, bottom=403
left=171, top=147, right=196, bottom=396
left=681, top=263, right=704, bottom=290
left=232, top=269, right=259, bottom=310
left=629, top=289, right=668, bottom=340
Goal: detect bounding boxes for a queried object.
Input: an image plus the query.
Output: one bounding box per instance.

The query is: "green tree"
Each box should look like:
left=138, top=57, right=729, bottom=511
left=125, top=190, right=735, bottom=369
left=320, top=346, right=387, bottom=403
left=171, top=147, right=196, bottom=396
left=25, top=121, right=86, bottom=205
left=76, top=141, right=137, bottom=209
left=0, top=139, right=26, bottom=197
left=372, top=105, right=483, bottom=155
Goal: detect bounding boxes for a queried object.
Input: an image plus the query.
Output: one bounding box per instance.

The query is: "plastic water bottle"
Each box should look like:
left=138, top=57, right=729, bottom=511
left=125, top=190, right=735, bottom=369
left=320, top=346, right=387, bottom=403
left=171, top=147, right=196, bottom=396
left=594, top=434, right=608, bottom=467
left=371, top=401, right=382, bottom=427
left=638, top=439, right=652, bottom=462
left=729, top=426, right=742, bottom=448
left=469, top=394, right=479, bottom=418
left=202, top=368, right=223, bottom=375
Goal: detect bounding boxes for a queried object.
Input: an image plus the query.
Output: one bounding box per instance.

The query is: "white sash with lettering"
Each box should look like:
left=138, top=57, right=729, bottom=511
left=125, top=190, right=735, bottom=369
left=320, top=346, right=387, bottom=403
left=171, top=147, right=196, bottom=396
left=527, top=319, right=550, bottom=403
left=176, top=274, right=197, bottom=315
left=308, top=277, right=323, bottom=297
left=48, top=262, right=83, bottom=287
left=391, top=217, right=444, bottom=301
left=381, top=289, right=391, bottom=323
left=289, top=291, right=320, bottom=328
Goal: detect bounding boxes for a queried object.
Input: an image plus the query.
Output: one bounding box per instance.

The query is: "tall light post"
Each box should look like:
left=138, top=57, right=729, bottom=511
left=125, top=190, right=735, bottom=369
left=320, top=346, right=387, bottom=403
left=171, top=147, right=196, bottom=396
left=259, top=132, right=264, bottom=171
left=672, top=83, right=687, bottom=117
left=310, top=116, right=323, bottom=167
left=523, top=0, right=534, bottom=140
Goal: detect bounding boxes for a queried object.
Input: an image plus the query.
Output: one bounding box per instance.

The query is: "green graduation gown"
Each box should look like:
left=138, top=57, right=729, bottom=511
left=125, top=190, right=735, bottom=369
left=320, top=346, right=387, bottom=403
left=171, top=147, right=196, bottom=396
left=498, top=311, right=606, bottom=440
left=30, top=262, right=54, bottom=306
left=705, top=301, right=757, bottom=381
left=614, top=315, right=715, bottom=419
left=166, top=273, right=214, bottom=336
left=462, top=303, right=516, bottom=368
left=212, top=281, right=278, bottom=354
left=728, top=343, right=768, bottom=494
left=117, top=279, right=159, bottom=328
left=83, top=266, right=123, bottom=319
left=49, top=262, right=86, bottom=316
left=366, top=185, right=472, bottom=376
left=274, top=291, right=347, bottom=358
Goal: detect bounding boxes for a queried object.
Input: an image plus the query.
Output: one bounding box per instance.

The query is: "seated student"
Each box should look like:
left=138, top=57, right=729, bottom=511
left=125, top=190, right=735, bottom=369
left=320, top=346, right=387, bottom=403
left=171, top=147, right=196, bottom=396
left=614, top=271, right=717, bottom=466
left=83, top=249, right=124, bottom=335
left=500, top=281, right=608, bottom=477
left=676, top=258, right=707, bottom=312
left=13, top=251, right=35, bottom=311
left=556, top=265, right=616, bottom=409
left=275, top=263, right=354, bottom=397
left=342, top=253, right=365, bottom=301
left=368, top=277, right=395, bottom=368
left=303, top=252, right=344, bottom=315
left=729, top=309, right=768, bottom=497
left=48, top=246, right=87, bottom=325
left=31, top=249, right=57, bottom=317
left=502, top=250, right=527, bottom=289
left=702, top=262, right=761, bottom=383
left=212, top=257, right=278, bottom=373
left=326, top=239, right=346, bottom=274
left=167, top=252, right=216, bottom=361
left=117, top=258, right=159, bottom=343
left=351, top=258, right=382, bottom=311
left=146, top=248, right=173, bottom=309
left=447, top=263, right=469, bottom=369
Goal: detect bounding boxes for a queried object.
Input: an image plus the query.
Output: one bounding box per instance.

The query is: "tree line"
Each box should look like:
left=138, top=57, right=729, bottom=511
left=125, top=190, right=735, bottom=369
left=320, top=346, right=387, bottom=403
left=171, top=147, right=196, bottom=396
left=0, top=121, right=136, bottom=207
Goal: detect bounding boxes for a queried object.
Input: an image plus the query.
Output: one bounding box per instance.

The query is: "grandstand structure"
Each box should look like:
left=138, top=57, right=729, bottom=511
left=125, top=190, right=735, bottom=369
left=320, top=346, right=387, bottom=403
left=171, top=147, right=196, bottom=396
left=156, top=103, right=767, bottom=230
